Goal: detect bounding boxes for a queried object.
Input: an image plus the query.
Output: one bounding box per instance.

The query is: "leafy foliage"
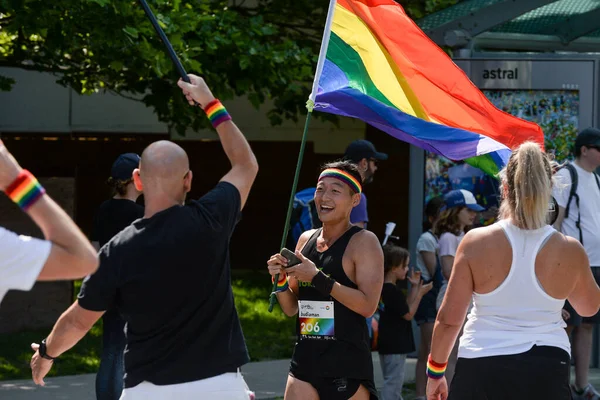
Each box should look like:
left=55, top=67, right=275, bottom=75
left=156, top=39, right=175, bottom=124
left=0, top=0, right=458, bottom=134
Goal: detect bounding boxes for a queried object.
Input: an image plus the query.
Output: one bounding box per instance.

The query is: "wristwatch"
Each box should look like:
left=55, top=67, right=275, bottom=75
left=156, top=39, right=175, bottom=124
left=39, top=339, right=56, bottom=361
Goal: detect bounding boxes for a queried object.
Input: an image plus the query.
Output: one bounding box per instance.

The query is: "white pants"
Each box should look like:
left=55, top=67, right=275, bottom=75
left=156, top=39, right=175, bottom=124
left=119, top=370, right=254, bottom=400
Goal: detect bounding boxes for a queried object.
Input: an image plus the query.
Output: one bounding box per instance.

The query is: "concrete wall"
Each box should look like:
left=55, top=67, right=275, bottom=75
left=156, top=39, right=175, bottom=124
left=0, top=67, right=366, bottom=153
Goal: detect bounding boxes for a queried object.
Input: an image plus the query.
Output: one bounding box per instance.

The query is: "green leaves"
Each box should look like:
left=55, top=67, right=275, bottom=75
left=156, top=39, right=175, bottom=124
left=122, top=26, right=139, bottom=39
left=0, top=0, right=456, bottom=135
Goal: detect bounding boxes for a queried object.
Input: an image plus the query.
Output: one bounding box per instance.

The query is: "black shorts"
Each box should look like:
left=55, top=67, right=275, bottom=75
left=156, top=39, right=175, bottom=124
left=289, top=371, right=378, bottom=400
left=564, top=267, right=600, bottom=326
left=448, top=345, right=571, bottom=400
left=414, top=288, right=438, bottom=326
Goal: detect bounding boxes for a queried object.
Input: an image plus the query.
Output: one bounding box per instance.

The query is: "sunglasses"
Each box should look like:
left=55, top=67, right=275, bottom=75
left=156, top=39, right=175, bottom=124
left=369, top=158, right=379, bottom=166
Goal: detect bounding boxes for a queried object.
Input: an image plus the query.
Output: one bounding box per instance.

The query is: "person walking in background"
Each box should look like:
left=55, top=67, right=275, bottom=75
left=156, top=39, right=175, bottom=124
left=343, top=139, right=388, bottom=230
left=413, top=196, right=445, bottom=400
left=378, top=244, right=432, bottom=400
left=433, top=189, right=483, bottom=387
left=343, top=139, right=388, bottom=341
left=553, top=128, right=600, bottom=399
left=91, top=153, right=144, bottom=400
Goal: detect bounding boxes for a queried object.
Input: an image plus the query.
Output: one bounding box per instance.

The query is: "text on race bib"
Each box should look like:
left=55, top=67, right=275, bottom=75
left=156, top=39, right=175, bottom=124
left=298, top=300, right=335, bottom=339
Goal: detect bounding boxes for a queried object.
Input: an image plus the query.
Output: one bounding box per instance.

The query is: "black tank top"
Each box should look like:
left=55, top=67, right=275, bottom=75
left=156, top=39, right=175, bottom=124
left=290, top=226, right=374, bottom=380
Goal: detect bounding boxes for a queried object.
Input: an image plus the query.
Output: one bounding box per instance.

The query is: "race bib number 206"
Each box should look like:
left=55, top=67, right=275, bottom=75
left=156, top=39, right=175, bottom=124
left=298, top=300, right=335, bottom=340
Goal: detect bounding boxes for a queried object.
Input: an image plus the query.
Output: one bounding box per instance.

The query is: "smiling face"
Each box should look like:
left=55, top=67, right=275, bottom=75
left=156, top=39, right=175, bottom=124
left=314, top=177, right=361, bottom=223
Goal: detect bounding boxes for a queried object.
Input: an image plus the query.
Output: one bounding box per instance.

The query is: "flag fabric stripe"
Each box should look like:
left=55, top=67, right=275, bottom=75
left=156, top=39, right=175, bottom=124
left=329, top=6, right=427, bottom=119
left=314, top=0, right=544, bottom=175
left=326, top=33, right=394, bottom=109
left=335, top=0, right=543, bottom=148
left=317, top=87, right=511, bottom=172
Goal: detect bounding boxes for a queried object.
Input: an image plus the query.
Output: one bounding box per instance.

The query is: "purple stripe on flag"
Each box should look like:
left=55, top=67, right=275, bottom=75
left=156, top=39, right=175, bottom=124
left=317, top=59, right=350, bottom=95
left=314, top=88, right=508, bottom=162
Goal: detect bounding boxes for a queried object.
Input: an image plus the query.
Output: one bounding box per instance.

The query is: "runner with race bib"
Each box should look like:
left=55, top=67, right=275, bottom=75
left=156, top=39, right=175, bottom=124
left=267, top=160, right=384, bottom=400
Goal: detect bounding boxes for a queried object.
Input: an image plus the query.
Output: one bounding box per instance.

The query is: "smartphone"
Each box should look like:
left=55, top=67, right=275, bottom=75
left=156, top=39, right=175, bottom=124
left=280, top=248, right=302, bottom=268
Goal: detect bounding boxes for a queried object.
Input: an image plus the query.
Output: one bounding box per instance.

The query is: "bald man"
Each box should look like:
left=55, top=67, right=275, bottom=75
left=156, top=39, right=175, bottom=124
left=30, top=75, right=259, bottom=400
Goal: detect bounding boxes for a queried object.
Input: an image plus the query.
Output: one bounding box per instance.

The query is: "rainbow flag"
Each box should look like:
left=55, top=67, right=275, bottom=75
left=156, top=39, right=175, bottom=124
left=309, top=0, right=544, bottom=176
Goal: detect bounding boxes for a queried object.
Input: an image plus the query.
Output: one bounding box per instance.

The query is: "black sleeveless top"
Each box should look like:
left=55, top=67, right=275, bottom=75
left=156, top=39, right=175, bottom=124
left=290, top=226, right=374, bottom=380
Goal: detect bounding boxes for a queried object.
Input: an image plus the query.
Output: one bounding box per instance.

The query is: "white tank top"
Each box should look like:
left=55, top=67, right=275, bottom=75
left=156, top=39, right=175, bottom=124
left=458, top=219, right=570, bottom=359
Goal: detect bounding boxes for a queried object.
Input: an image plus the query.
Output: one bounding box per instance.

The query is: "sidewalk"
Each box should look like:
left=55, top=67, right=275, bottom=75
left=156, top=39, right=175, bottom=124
left=2, top=354, right=600, bottom=399
left=0, top=353, right=392, bottom=400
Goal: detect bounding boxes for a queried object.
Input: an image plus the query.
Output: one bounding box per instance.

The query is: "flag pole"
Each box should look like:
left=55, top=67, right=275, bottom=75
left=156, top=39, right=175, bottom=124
left=268, top=0, right=338, bottom=312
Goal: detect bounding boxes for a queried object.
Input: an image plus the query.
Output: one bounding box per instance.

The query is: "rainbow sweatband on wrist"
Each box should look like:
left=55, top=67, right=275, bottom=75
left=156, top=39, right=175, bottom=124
left=318, top=168, right=362, bottom=194
left=5, top=170, right=46, bottom=211
left=204, top=99, right=232, bottom=129
left=426, top=355, right=447, bottom=379
left=272, top=274, right=289, bottom=293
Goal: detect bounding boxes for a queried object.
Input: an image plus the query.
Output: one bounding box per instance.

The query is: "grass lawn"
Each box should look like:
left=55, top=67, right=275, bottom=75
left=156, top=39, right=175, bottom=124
left=0, top=270, right=296, bottom=381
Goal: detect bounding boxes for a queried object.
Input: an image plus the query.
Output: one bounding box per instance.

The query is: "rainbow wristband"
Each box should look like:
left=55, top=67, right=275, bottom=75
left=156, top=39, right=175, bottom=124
left=272, top=274, right=289, bottom=293
left=426, top=355, right=447, bottom=380
left=204, top=99, right=232, bottom=129
left=5, top=170, right=46, bottom=211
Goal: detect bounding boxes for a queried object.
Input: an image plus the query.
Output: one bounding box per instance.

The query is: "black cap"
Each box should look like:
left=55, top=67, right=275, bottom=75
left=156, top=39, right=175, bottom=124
left=111, top=153, right=140, bottom=181
left=343, top=139, right=388, bottom=163
left=575, top=127, right=600, bottom=151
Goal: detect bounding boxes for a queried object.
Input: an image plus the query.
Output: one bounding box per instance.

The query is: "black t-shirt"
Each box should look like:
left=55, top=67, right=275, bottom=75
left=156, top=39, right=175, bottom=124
left=377, top=282, right=415, bottom=355
left=78, top=182, right=249, bottom=388
left=92, top=199, right=144, bottom=247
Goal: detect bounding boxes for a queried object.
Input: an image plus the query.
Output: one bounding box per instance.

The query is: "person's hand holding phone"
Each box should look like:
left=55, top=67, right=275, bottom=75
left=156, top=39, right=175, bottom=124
left=267, top=252, right=289, bottom=279
left=267, top=248, right=304, bottom=280
left=285, top=250, right=320, bottom=283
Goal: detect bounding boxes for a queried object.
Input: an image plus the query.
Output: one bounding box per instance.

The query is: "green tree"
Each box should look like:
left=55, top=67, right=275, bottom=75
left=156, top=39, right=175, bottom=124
left=0, top=0, right=458, bottom=134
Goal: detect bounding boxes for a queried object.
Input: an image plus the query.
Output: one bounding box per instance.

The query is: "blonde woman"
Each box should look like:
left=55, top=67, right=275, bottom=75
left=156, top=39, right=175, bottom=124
left=427, top=142, right=600, bottom=400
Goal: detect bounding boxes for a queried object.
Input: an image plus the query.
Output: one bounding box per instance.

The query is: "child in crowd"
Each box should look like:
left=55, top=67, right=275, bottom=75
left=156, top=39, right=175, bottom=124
left=378, top=244, right=433, bottom=400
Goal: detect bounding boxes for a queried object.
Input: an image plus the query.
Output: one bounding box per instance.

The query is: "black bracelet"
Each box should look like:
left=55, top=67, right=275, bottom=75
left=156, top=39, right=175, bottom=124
left=39, top=339, right=56, bottom=361
left=311, top=270, right=336, bottom=296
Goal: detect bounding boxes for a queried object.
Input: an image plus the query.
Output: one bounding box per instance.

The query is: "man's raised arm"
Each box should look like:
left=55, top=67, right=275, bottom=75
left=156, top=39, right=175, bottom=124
left=177, top=75, right=258, bottom=209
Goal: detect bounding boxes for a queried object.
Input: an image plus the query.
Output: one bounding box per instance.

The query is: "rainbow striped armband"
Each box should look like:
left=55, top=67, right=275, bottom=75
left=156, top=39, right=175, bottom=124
left=426, top=355, right=447, bottom=380
left=272, top=274, right=289, bottom=293
left=5, top=170, right=46, bottom=211
left=204, top=99, right=232, bottom=129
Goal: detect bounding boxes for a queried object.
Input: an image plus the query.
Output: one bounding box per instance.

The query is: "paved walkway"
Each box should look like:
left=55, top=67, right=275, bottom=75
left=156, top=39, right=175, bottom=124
left=1, top=354, right=600, bottom=399
left=0, top=353, right=394, bottom=400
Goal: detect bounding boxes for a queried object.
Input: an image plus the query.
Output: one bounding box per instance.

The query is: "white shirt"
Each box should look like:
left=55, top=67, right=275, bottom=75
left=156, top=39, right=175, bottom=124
left=436, top=231, right=465, bottom=310
left=553, top=162, right=600, bottom=266
left=0, top=227, right=51, bottom=304
left=459, top=220, right=569, bottom=358
left=415, top=231, right=438, bottom=281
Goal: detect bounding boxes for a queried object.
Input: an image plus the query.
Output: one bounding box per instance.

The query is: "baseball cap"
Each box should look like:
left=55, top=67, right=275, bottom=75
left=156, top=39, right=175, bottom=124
left=442, top=189, right=485, bottom=212
left=575, top=127, right=600, bottom=150
left=343, top=140, right=388, bottom=163
left=111, top=153, right=140, bottom=181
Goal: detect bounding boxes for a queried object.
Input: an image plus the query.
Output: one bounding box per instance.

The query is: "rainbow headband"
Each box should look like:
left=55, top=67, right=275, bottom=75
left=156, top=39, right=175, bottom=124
left=318, top=168, right=362, bottom=194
